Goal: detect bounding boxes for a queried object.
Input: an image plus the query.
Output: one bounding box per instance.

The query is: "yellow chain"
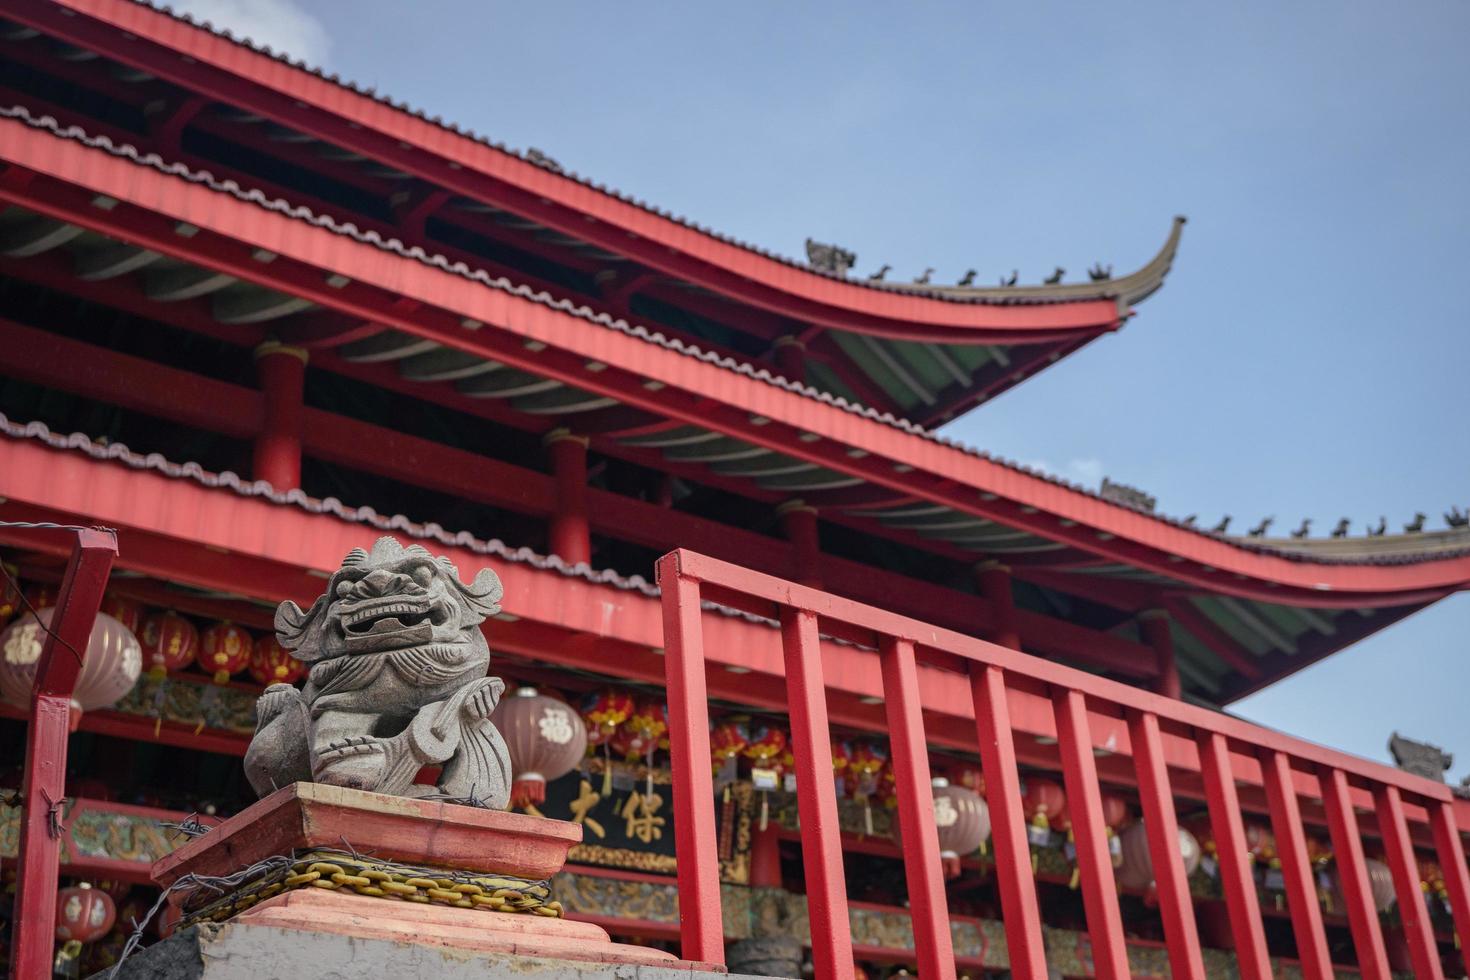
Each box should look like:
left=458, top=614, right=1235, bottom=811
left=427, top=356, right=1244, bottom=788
left=181, top=850, right=563, bottom=926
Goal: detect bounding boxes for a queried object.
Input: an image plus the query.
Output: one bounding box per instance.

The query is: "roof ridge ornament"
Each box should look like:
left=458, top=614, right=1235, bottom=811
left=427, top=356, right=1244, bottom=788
left=1388, top=732, right=1451, bottom=782
left=804, top=238, right=856, bottom=277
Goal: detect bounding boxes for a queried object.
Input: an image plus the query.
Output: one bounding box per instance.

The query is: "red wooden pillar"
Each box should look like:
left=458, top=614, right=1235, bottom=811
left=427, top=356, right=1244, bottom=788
left=252, top=340, right=307, bottom=490
left=975, top=561, right=1021, bottom=650
left=656, top=558, right=723, bottom=966
left=10, top=527, right=116, bottom=980
left=778, top=500, right=822, bottom=588
left=1140, top=609, right=1181, bottom=699
left=544, top=428, right=591, bottom=566
left=773, top=336, right=806, bottom=383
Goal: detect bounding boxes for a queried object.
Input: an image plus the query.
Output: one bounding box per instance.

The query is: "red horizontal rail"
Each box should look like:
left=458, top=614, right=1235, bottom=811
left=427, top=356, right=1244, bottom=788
left=656, top=550, right=1469, bottom=980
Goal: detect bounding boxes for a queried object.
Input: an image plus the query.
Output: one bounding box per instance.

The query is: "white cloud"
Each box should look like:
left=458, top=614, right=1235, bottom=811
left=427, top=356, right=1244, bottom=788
left=168, top=0, right=330, bottom=66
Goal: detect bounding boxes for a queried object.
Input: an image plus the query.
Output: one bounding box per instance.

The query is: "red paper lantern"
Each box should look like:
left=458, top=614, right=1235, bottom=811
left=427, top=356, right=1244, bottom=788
left=845, top=742, right=888, bottom=799
left=140, top=611, right=198, bottom=681
left=198, top=622, right=252, bottom=685
left=99, top=593, right=144, bottom=637
left=0, top=610, right=141, bottom=727
left=1020, top=776, right=1067, bottom=845
left=1115, top=821, right=1202, bottom=892
left=710, top=720, right=749, bottom=776
left=625, top=699, right=669, bottom=749
left=581, top=688, right=635, bottom=746
left=490, top=686, right=588, bottom=808
left=1333, top=858, right=1396, bottom=913
left=1243, top=821, right=1274, bottom=861
left=744, top=724, right=787, bottom=767
left=894, top=778, right=990, bottom=879
left=249, top=634, right=306, bottom=686
left=55, top=883, right=116, bottom=944
left=611, top=701, right=670, bottom=766
left=832, top=738, right=852, bottom=778
left=952, top=765, right=986, bottom=798
left=1099, top=792, right=1130, bottom=832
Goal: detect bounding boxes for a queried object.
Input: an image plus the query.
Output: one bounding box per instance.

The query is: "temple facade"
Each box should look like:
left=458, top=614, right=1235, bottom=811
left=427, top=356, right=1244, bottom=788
left=1, top=3, right=1469, bottom=978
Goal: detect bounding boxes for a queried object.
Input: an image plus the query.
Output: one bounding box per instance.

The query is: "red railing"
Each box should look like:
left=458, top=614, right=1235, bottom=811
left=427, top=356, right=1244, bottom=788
left=656, top=549, right=1470, bottom=980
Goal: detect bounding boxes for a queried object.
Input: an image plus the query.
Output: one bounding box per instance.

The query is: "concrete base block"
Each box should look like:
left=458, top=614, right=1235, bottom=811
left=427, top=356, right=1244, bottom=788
left=94, top=921, right=755, bottom=980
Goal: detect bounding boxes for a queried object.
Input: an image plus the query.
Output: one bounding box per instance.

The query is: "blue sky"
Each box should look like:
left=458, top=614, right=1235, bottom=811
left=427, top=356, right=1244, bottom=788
left=175, top=1, right=1469, bottom=773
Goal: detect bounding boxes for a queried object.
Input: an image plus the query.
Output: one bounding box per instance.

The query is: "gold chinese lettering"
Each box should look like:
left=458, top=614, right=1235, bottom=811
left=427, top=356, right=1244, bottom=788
left=569, top=779, right=606, bottom=839
left=620, top=790, right=666, bottom=844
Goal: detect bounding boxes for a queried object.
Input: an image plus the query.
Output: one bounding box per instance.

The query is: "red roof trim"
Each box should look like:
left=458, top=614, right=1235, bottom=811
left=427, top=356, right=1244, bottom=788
left=2, top=108, right=1465, bottom=606
left=7, top=0, right=1171, bottom=343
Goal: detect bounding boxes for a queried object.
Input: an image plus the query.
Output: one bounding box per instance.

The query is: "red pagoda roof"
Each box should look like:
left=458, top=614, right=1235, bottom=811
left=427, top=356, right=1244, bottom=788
left=0, top=20, right=1464, bottom=703
left=0, top=0, right=1186, bottom=426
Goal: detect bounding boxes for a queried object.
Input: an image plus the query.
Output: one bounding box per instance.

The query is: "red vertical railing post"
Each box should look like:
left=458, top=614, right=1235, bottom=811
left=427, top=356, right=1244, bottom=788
left=1260, top=750, right=1332, bottom=980
left=1375, top=785, right=1444, bottom=980
left=1052, top=689, right=1130, bottom=980
left=1197, top=732, right=1272, bottom=980
left=655, top=555, right=724, bottom=967
left=970, top=664, right=1048, bottom=980
left=1320, top=769, right=1392, bottom=980
left=880, top=637, right=956, bottom=980
left=1128, top=710, right=1206, bottom=980
left=1429, top=801, right=1470, bottom=963
left=10, top=527, right=115, bottom=980
left=781, top=606, right=854, bottom=980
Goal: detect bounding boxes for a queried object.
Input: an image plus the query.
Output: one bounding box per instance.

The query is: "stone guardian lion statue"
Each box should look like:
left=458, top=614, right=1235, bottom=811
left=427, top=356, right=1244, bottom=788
left=244, top=536, right=512, bottom=808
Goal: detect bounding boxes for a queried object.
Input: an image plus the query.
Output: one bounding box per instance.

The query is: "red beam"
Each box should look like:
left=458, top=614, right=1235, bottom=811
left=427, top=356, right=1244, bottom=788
left=0, top=317, right=1164, bottom=678
left=1163, top=595, right=1264, bottom=681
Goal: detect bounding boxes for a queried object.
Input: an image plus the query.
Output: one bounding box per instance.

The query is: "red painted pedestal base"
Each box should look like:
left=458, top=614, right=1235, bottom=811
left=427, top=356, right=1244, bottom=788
left=152, top=783, right=722, bottom=973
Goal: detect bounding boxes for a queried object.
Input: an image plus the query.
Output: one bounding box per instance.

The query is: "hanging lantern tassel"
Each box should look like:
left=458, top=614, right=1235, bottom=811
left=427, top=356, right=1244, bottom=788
left=54, top=939, right=84, bottom=979
left=1028, top=813, right=1049, bottom=875
left=602, top=742, right=613, bottom=797
left=718, top=791, right=737, bottom=861
left=752, top=766, right=779, bottom=832
left=513, top=774, right=547, bottom=810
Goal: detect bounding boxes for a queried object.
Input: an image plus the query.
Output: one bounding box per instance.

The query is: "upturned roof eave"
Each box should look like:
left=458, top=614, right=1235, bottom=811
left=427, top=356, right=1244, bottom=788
left=8, top=0, right=1179, bottom=344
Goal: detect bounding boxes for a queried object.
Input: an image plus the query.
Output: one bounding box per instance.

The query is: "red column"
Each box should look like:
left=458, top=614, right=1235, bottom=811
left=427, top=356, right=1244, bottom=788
left=544, top=428, right=591, bottom=566
left=1140, top=609, right=1181, bottom=699
left=773, top=336, right=806, bottom=383
left=777, top=499, right=821, bottom=588
left=975, top=561, right=1022, bottom=650
left=252, top=341, right=307, bottom=490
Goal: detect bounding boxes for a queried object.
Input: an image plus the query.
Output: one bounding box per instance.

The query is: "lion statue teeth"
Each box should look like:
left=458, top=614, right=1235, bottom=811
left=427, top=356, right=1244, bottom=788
left=244, top=536, right=512, bottom=808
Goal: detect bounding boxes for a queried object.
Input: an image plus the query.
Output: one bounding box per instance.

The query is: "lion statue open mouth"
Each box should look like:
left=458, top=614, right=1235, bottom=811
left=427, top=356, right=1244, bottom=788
left=244, top=536, right=512, bottom=807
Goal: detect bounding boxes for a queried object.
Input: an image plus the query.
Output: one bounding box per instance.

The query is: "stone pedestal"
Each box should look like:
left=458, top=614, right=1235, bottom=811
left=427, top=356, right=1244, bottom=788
left=146, top=783, right=720, bottom=974
left=96, top=922, right=765, bottom=980
left=726, top=936, right=804, bottom=978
